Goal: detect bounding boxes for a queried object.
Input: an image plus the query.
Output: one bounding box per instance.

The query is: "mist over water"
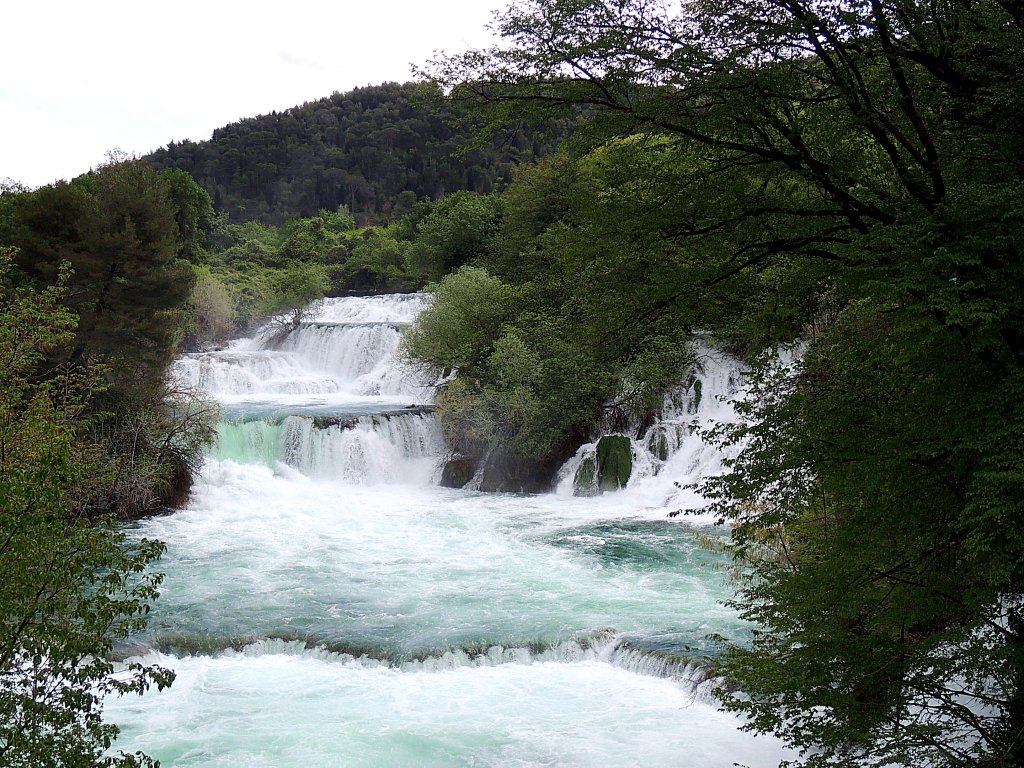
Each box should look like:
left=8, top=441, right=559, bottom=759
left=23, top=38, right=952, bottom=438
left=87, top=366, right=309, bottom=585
left=110, top=295, right=795, bottom=766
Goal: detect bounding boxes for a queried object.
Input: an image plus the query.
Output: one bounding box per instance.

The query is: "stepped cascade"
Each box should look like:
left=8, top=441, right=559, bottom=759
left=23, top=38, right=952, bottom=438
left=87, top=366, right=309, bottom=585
left=109, top=295, right=796, bottom=767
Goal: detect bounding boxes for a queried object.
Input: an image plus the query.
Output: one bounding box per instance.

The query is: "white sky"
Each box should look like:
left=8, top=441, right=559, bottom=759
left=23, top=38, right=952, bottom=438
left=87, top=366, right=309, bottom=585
left=1, top=0, right=505, bottom=188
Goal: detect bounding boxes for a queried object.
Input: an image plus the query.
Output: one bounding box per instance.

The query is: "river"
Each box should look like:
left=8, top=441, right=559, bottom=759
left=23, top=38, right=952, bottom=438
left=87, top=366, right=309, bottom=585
left=106, top=294, right=794, bottom=767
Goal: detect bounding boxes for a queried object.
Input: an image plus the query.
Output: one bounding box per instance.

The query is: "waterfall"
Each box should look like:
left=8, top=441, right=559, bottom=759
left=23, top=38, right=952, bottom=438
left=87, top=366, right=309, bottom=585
left=173, top=323, right=432, bottom=399
left=173, top=293, right=441, bottom=484
left=309, top=293, right=429, bottom=324
left=555, top=345, right=749, bottom=516
left=213, top=412, right=443, bottom=484
left=108, top=296, right=797, bottom=768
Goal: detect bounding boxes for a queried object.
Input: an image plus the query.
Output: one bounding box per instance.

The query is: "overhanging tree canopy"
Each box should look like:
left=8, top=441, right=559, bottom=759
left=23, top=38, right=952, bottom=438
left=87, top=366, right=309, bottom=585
left=422, top=1, right=1024, bottom=765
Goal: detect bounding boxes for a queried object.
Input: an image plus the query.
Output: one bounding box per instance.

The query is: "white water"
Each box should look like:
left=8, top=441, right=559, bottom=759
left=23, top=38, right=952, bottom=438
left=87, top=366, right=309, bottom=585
left=556, top=346, right=747, bottom=519
left=110, top=295, right=795, bottom=767
left=171, top=294, right=434, bottom=402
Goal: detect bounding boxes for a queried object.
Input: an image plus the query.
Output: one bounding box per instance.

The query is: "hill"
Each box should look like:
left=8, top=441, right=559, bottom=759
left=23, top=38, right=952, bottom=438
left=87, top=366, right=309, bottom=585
left=145, top=82, right=553, bottom=225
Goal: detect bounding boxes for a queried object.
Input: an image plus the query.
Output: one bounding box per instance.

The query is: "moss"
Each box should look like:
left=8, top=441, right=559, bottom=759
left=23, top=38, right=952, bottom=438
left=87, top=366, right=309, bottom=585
left=573, top=454, right=599, bottom=497
left=647, top=428, right=670, bottom=461
left=690, top=378, right=702, bottom=414
left=596, top=435, right=632, bottom=492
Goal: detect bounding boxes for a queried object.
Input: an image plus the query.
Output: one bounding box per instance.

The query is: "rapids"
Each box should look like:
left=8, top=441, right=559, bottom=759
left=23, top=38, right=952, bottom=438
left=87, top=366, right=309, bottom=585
left=108, top=295, right=795, bottom=766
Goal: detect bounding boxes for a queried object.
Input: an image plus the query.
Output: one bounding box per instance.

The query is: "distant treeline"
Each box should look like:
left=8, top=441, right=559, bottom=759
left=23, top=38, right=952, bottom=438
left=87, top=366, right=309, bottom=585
left=146, top=82, right=558, bottom=225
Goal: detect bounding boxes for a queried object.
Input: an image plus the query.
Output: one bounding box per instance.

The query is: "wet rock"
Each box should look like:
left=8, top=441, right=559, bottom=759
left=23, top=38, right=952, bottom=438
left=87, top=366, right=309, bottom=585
left=440, top=458, right=477, bottom=489
left=311, top=415, right=359, bottom=430
left=596, top=435, right=632, bottom=492
left=647, top=428, right=670, bottom=462
left=573, top=454, right=599, bottom=497
left=477, top=450, right=551, bottom=493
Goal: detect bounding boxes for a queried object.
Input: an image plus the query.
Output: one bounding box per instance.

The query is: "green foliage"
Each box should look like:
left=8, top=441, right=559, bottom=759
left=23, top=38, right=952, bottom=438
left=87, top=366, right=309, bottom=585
left=403, top=266, right=518, bottom=376
left=160, top=168, right=214, bottom=263
left=0, top=252, right=171, bottom=767
left=0, top=160, right=219, bottom=517
left=703, top=298, right=1024, bottom=767
left=424, top=0, right=1024, bottom=762
left=91, top=386, right=219, bottom=517
left=2, top=158, right=196, bottom=403
left=403, top=143, right=712, bottom=478
left=335, top=227, right=414, bottom=293
left=404, top=268, right=580, bottom=464
left=199, top=260, right=331, bottom=336
left=188, top=209, right=353, bottom=339
left=187, top=266, right=235, bottom=349
left=406, top=191, right=502, bottom=282
left=189, top=188, right=507, bottom=340
left=146, top=82, right=558, bottom=225
left=263, top=262, right=331, bottom=323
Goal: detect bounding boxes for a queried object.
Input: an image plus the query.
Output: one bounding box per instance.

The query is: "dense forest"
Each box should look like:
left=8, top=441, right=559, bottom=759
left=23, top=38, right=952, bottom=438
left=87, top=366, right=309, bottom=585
left=2, top=0, right=1022, bottom=765
left=407, top=0, right=1024, bottom=766
left=146, top=82, right=556, bottom=225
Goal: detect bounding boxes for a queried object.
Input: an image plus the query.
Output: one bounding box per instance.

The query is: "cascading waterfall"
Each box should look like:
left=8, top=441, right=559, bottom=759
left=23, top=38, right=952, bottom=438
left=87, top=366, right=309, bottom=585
left=171, top=294, right=434, bottom=401
left=556, top=345, right=749, bottom=517
left=108, top=296, right=796, bottom=767
left=212, top=412, right=443, bottom=484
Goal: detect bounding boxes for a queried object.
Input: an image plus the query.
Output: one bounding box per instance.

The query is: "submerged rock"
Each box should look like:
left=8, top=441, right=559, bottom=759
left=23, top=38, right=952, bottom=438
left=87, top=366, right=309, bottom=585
left=573, top=454, right=599, bottom=497
left=596, top=435, right=633, bottom=492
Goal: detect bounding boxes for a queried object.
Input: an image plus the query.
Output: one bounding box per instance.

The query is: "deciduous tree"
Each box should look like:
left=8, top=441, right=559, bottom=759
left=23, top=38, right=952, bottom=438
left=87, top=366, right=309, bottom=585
left=0, top=250, right=171, bottom=767
left=423, top=1, right=1024, bottom=763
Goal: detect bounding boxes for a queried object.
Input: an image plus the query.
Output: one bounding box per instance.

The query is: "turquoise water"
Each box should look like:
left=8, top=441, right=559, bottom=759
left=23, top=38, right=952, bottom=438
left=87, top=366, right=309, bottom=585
left=107, top=296, right=795, bottom=767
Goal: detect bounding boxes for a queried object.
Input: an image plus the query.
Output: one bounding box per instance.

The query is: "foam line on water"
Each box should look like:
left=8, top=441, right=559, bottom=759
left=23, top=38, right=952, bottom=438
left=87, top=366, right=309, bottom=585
left=119, top=632, right=720, bottom=691
left=107, top=648, right=797, bottom=768
left=127, top=460, right=747, bottom=661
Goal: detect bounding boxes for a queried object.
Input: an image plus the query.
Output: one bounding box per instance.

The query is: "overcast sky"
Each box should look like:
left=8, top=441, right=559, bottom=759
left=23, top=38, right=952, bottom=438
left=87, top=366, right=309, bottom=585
left=1, top=0, right=505, bottom=188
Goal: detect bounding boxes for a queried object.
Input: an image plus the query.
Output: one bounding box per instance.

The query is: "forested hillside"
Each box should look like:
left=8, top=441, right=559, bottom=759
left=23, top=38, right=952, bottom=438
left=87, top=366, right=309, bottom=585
left=146, top=82, right=555, bottom=225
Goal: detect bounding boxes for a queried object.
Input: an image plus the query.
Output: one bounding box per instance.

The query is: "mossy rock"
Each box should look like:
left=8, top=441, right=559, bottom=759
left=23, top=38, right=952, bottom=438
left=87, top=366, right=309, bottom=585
left=596, top=435, right=632, bottom=492
left=688, top=378, right=703, bottom=414
left=440, top=458, right=477, bottom=488
left=573, top=454, right=599, bottom=497
left=647, top=428, right=670, bottom=462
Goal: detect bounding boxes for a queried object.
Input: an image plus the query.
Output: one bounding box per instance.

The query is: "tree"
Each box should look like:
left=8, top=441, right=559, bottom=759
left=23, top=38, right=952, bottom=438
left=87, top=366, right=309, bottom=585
left=405, top=191, right=502, bottom=282
left=145, top=82, right=557, bottom=225
left=335, top=227, right=413, bottom=292
left=700, top=291, right=1024, bottom=767
left=426, top=0, right=1024, bottom=763
left=429, top=0, right=1022, bottom=264
left=0, top=158, right=217, bottom=518
left=403, top=265, right=518, bottom=376
left=160, top=168, right=214, bottom=263
left=186, top=266, right=235, bottom=349
left=263, top=261, right=331, bottom=330
left=0, top=250, right=172, bottom=767
left=4, top=158, right=196, bottom=403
